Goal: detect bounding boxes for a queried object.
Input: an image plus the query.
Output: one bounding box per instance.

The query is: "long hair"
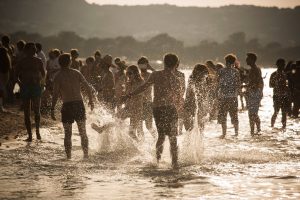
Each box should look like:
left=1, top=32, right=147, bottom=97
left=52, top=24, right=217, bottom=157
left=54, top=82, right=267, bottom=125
left=0, top=47, right=11, bottom=73
left=191, top=64, right=209, bottom=83
left=126, top=65, right=143, bottom=82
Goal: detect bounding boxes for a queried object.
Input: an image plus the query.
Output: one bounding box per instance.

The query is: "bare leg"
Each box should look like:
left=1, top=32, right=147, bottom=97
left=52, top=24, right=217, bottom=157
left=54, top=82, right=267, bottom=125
left=77, top=120, right=89, bottom=158
left=23, top=99, right=32, bottom=142
left=169, top=135, right=178, bottom=169
left=271, top=109, right=279, bottom=127
left=221, top=122, right=226, bottom=138
left=156, top=134, right=166, bottom=162
left=63, top=123, right=72, bottom=159
left=32, top=97, right=41, bottom=140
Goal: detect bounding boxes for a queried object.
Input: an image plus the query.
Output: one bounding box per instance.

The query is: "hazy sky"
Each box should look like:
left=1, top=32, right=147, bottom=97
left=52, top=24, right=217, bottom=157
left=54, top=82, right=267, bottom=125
left=85, top=0, right=300, bottom=8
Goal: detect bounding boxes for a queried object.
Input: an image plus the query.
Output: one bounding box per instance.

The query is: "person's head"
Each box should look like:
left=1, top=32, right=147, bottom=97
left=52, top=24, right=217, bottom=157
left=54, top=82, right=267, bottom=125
left=276, top=58, right=286, bottom=71
left=52, top=49, right=61, bottom=58
left=58, top=53, right=71, bottom=69
left=16, top=40, right=26, bottom=52
left=35, top=43, right=42, bottom=52
left=1, top=35, right=10, bottom=46
left=163, top=53, right=179, bottom=70
left=246, top=52, right=257, bottom=66
left=23, top=42, right=37, bottom=57
left=215, top=62, right=225, bottom=70
left=137, top=56, right=149, bottom=71
left=126, top=65, right=143, bottom=82
left=70, top=49, right=79, bottom=59
left=85, top=56, right=95, bottom=67
left=224, top=54, right=237, bottom=66
left=94, top=50, right=101, bottom=60
left=205, top=60, right=215, bottom=68
left=191, top=63, right=209, bottom=82
left=102, top=55, right=113, bottom=69
left=0, top=47, right=11, bottom=72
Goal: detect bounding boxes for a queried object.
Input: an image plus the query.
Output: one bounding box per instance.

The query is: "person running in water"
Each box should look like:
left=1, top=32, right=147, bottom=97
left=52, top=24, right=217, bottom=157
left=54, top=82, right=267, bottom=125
left=270, top=58, right=290, bottom=129
left=123, top=53, right=181, bottom=169
left=15, top=43, right=46, bottom=142
left=245, top=53, right=264, bottom=136
left=118, top=65, right=145, bottom=140
left=51, top=53, right=94, bottom=159
left=217, top=54, right=240, bottom=138
left=137, top=56, right=156, bottom=136
left=184, top=64, right=210, bottom=132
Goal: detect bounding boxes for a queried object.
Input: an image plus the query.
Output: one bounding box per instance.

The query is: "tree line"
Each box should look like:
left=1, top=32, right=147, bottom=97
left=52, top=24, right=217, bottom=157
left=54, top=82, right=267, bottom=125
left=6, top=31, right=300, bottom=67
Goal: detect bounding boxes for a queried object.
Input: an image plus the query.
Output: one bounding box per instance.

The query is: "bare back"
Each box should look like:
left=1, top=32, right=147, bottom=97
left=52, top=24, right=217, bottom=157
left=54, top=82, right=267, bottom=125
left=16, top=56, right=45, bottom=86
left=149, top=70, right=181, bottom=107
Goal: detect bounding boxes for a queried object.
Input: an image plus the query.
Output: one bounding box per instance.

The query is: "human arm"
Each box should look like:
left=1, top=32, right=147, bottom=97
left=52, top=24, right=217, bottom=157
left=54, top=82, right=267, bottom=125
left=51, top=76, right=60, bottom=120
left=79, top=72, right=94, bottom=111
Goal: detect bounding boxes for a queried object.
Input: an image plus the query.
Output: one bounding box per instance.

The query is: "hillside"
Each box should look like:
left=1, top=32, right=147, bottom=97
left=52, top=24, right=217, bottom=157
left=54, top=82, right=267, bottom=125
left=0, top=0, right=300, bottom=46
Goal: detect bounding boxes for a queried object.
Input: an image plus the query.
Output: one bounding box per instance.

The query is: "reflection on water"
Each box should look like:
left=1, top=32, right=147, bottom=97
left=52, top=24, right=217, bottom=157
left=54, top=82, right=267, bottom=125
left=0, top=69, right=300, bottom=199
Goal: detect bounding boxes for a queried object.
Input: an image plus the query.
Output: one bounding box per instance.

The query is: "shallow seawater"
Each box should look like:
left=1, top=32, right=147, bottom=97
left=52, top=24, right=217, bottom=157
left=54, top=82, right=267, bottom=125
left=0, top=69, right=300, bottom=199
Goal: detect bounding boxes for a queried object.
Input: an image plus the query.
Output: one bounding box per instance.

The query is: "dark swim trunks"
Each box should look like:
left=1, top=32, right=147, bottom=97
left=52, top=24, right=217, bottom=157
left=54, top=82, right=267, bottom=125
left=61, top=101, right=86, bottom=124
left=153, top=105, right=178, bottom=136
left=20, top=85, right=43, bottom=99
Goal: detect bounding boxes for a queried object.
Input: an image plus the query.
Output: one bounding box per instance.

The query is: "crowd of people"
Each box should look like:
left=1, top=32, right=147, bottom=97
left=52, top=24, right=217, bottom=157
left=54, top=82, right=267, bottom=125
left=1, top=34, right=300, bottom=169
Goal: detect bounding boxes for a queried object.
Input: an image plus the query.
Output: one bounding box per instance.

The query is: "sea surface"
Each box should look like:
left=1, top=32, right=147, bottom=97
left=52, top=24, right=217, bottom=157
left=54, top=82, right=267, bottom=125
left=0, top=68, right=299, bottom=199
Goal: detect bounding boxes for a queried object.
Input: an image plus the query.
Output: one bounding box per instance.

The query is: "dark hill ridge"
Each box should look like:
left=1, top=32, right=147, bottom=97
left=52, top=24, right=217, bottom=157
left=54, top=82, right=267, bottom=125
left=0, top=0, right=300, bottom=46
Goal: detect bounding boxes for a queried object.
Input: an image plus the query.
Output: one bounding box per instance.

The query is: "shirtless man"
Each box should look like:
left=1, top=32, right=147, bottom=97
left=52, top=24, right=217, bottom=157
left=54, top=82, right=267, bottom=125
left=51, top=53, right=94, bottom=159
left=15, top=43, right=46, bottom=142
left=124, top=53, right=181, bottom=169
left=245, top=53, right=264, bottom=136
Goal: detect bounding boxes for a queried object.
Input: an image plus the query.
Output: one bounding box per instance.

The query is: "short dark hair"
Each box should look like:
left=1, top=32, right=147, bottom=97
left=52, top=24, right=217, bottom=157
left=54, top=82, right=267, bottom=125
left=247, top=52, right=257, bottom=63
left=276, top=58, right=286, bottom=71
left=17, top=40, right=26, bottom=51
left=59, top=53, right=71, bottom=68
left=35, top=43, right=42, bottom=51
left=94, top=50, right=101, bottom=57
left=163, top=53, right=179, bottom=69
left=24, top=42, right=37, bottom=56
left=86, top=56, right=95, bottom=64
left=114, top=57, right=121, bottom=64
left=1, top=35, right=10, bottom=44
left=224, top=54, right=237, bottom=65
left=70, top=49, right=79, bottom=58
left=137, top=56, right=149, bottom=65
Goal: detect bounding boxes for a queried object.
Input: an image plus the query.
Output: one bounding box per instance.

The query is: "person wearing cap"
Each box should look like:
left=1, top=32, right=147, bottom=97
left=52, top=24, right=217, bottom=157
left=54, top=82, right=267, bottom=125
left=96, top=54, right=115, bottom=112
left=51, top=53, right=94, bottom=159
left=137, top=56, right=156, bottom=137
left=15, top=42, right=46, bottom=142
left=270, top=58, right=290, bottom=129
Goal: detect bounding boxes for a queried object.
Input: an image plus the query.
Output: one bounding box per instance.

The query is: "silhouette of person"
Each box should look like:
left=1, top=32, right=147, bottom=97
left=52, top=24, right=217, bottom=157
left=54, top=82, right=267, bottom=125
left=123, top=53, right=181, bottom=169
left=245, top=53, right=263, bottom=136
left=118, top=65, right=145, bottom=140
left=70, top=49, right=82, bottom=70
left=0, top=47, right=11, bottom=112
left=96, top=55, right=115, bottom=112
left=15, top=43, right=46, bottom=142
left=51, top=53, right=94, bottom=159
left=137, top=56, right=156, bottom=136
left=217, top=54, right=240, bottom=138
left=184, top=64, right=210, bottom=132
left=270, top=58, right=289, bottom=129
